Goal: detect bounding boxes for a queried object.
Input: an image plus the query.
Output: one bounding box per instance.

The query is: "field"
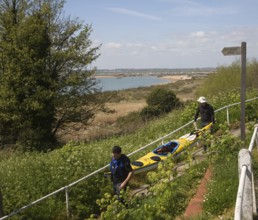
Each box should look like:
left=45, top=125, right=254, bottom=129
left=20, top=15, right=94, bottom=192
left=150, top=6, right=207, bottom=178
left=56, top=75, right=205, bottom=142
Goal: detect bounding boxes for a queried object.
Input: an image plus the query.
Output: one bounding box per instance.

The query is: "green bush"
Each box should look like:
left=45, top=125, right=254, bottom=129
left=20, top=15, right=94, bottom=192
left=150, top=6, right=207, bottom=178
left=140, top=88, right=180, bottom=120
left=140, top=105, right=161, bottom=121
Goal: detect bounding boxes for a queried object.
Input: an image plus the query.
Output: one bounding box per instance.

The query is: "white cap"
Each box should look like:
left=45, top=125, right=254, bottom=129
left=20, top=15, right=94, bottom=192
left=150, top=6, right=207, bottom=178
left=197, top=96, right=207, bottom=103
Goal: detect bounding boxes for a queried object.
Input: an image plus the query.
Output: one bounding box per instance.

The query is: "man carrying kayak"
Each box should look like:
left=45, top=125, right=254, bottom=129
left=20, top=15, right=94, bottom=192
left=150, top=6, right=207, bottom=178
left=194, top=96, right=215, bottom=151
left=110, top=146, right=134, bottom=203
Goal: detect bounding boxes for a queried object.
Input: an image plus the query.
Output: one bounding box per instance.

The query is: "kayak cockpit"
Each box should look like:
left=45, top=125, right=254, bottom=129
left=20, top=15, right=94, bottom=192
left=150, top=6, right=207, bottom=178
left=153, top=141, right=179, bottom=155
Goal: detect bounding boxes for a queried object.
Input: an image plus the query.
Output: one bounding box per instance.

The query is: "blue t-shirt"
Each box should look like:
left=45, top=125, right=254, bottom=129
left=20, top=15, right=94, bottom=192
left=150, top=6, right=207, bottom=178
left=110, top=154, right=133, bottom=185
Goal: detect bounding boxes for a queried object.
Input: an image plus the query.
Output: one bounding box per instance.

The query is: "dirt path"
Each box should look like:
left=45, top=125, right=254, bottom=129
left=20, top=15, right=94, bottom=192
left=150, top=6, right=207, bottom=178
left=184, top=167, right=212, bottom=219
left=131, top=148, right=213, bottom=219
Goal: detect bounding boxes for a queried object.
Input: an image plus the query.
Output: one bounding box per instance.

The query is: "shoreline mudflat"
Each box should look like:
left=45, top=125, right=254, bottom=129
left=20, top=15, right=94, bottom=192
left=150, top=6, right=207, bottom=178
left=94, top=74, right=192, bottom=82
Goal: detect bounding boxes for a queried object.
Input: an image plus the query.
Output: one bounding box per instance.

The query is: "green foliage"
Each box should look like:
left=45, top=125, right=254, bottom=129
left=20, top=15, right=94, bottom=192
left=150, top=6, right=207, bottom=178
left=197, top=59, right=258, bottom=97
left=203, top=124, right=241, bottom=217
left=140, top=105, right=162, bottom=121
left=146, top=88, right=180, bottom=111
left=252, top=147, right=258, bottom=184
left=0, top=0, right=55, bottom=149
left=0, top=143, right=110, bottom=219
left=140, top=88, right=180, bottom=120
left=95, top=156, right=209, bottom=220
left=0, top=87, right=257, bottom=218
left=0, top=0, right=105, bottom=150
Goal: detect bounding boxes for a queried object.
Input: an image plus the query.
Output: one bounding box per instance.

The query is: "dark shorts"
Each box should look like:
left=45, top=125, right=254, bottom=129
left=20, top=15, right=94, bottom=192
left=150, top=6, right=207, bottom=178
left=201, top=121, right=210, bottom=128
left=113, top=183, right=128, bottom=195
left=113, top=183, right=128, bottom=204
left=113, top=183, right=122, bottom=195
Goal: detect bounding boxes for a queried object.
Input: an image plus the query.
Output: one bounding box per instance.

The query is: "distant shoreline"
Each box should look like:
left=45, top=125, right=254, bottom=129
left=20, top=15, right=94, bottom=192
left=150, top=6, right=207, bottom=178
left=94, top=74, right=192, bottom=82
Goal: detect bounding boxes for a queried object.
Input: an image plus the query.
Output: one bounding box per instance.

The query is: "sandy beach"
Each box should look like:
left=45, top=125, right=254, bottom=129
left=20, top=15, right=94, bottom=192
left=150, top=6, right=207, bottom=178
left=159, top=75, right=192, bottom=81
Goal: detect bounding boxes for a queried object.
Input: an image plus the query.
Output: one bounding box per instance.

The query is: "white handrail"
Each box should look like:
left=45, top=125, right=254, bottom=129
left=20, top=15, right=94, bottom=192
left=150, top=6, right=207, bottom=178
left=1, top=97, right=258, bottom=220
left=248, top=125, right=258, bottom=152
left=235, top=165, right=247, bottom=220
left=234, top=124, right=258, bottom=220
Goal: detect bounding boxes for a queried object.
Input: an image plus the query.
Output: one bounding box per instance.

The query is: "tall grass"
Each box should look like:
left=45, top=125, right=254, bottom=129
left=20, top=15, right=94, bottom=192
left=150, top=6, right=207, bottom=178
left=197, top=59, right=258, bottom=97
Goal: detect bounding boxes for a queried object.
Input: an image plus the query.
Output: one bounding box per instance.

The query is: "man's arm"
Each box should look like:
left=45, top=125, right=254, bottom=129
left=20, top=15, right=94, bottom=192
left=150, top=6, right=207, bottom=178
left=194, top=106, right=200, bottom=129
left=120, top=171, right=134, bottom=190
left=209, top=105, right=215, bottom=124
left=194, top=106, right=200, bottom=122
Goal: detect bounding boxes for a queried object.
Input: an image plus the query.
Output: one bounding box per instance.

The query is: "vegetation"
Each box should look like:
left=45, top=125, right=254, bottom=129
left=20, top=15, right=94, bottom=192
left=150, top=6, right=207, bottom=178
left=93, top=116, right=258, bottom=220
left=140, top=88, right=180, bottom=120
left=0, top=86, right=257, bottom=219
left=0, top=0, right=105, bottom=150
left=95, top=156, right=209, bottom=220
left=197, top=59, right=258, bottom=97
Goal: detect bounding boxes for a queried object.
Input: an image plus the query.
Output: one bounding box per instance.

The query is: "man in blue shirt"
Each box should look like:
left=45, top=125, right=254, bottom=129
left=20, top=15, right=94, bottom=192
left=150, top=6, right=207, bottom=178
left=110, top=146, right=134, bottom=202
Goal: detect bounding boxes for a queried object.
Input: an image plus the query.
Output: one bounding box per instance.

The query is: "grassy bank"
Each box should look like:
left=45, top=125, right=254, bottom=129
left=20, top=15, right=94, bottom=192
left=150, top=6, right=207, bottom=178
left=0, top=88, right=257, bottom=219
left=1, top=59, right=258, bottom=219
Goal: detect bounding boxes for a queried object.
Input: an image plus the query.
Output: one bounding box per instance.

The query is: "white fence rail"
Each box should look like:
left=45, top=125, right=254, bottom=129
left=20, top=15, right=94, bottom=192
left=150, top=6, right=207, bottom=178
left=234, top=124, right=258, bottom=220
left=1, top=97, right=258, bottom=220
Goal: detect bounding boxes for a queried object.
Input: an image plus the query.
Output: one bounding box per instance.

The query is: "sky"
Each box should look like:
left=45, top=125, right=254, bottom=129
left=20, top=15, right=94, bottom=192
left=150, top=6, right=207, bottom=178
left=64, top=0, right=258, bottom=69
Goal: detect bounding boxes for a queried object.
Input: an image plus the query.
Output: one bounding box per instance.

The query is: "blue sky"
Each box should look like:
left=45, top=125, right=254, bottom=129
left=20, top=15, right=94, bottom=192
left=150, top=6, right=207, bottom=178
left=64, top=0, right=258, bottom=69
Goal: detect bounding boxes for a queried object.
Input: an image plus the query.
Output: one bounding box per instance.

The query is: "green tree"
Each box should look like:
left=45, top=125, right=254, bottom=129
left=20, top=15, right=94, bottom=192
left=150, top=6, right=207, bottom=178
left=0, top=0, right=104, bottom=150
left=141, top=88, right=180, bottom=120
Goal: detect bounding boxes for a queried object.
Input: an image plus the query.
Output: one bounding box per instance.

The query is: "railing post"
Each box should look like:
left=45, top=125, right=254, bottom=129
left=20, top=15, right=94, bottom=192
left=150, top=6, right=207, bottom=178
left=65, top=187, right=69, bottom=219
left=252, top=172, right=257, bottom=216
left=226, top=107, right=230, bottom=125
left=255, top=124, right=258, bottom=150
left=236, top=149, right=253, bottom=220
left=235, top=165, right=247, bottom=220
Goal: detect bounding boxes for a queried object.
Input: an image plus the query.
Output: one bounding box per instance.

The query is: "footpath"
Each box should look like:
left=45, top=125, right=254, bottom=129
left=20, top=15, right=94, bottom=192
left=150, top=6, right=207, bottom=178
left=183, top=127, right=243, bottom=219
left=131, top=147, right=213, bottom=219
left=183, top=128, right=242, bottom=219
left=183, top=166, right=212, bottom=219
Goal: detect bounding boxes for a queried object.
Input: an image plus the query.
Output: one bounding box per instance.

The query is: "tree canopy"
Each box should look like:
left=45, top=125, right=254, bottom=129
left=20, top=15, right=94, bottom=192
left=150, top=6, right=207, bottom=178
left=0, top=0, right=105, bottom=150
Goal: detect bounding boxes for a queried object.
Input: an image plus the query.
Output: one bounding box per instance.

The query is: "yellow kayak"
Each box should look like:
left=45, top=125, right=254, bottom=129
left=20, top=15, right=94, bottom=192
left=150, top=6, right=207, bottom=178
left=130, top=122, right=212, bottom=174
left=104, top=123, right=212, bottom=177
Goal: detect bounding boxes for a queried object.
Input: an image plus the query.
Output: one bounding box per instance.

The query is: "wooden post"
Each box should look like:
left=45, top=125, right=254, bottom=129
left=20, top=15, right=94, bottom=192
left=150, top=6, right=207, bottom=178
left=222, top=42, right=247, bottom=147
left=240, top=42, right=246, bottom=147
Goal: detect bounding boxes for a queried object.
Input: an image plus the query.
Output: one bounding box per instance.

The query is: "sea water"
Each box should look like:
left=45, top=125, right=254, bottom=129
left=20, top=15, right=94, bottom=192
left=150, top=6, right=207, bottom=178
left=96, top=76, right=171, bottom=92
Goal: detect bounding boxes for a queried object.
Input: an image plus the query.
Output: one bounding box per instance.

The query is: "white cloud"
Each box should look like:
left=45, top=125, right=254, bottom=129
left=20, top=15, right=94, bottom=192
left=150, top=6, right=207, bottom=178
left=177, top=6, right=237, bottom=17
left=104, top=42, right=123, bottom=49
left=97, top=27, right=258, bottom=68
left=109, top=7, right=162, bottom=21
left=165, top=0, right=238, bottom=17
left=125, top=42, right=144, bottom=48
left=190, top=31, right=206, bottom=38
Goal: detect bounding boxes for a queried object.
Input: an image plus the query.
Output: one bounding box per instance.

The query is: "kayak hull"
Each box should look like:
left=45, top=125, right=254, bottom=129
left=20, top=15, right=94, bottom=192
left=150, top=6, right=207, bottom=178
left=131, top=123, right=212, bottom=174
left=105, top=123, right=212, bottom=177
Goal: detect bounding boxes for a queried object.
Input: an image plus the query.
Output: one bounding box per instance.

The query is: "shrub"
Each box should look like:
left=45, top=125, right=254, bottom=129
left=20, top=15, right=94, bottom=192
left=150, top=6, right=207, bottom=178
left=140, top=88, right=180, bottom=120
left=140, top=106, right=161, bottom=121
